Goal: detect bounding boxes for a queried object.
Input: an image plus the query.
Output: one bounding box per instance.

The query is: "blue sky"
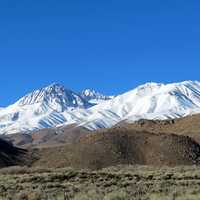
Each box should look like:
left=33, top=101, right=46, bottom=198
left=0, top=0, right=200, bottom=106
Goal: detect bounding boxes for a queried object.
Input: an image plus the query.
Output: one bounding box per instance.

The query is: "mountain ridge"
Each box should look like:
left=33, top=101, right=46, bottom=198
left=1, top=80, right=200, bottom=134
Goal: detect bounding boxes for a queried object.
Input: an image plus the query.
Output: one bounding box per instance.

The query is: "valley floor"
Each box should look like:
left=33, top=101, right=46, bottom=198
left=1, top=165, right=200, bottom=200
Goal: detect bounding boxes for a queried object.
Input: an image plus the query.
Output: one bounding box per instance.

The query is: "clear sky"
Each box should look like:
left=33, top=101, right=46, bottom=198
left=0, top=0, right=200, bottom=106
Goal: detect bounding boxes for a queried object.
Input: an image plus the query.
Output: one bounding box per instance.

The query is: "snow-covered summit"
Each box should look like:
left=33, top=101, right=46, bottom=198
left=1, top=80, right=200, bottom=134
left=0, top=83, right=111, bottom=134
left=81, top=80, right=200, bottom=129
left=80, top=89, right=113, bottom=104
left=16, top=83, right=91, bottom=112
left=135, top=82, right=164, bottom=95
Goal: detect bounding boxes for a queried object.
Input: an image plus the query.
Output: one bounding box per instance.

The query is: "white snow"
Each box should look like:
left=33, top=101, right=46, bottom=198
left=1, top=80, right=200, bottom=134
left=80, top=89, right=113, bottom=104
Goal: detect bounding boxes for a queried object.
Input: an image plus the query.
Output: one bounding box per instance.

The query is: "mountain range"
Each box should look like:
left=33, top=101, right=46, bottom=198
left=1, top=80, right=200, bottom=135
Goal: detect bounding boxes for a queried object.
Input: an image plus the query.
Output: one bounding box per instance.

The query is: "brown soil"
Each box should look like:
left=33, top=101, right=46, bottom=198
left=1, top=125, right=90, bottom=147
left=32, top=128, right=200, bottom=169
left=116, top=114, right=200, bottom=143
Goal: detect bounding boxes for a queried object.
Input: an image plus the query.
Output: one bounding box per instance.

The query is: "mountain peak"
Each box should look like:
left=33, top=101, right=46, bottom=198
left=16, top=83, right=90, bottom=111
left=81, top=89, right=113, bottom=104
left=82, top=89, right=96, bottom=96
left=46, top=82, right=65, bottom=89
left=1, top=80, right=200, bottom=134
left=44, top=83, right=66, bottom=93
left=137, top=82, right=164, bottom=90
left=81, top=89, right=102, bottom=98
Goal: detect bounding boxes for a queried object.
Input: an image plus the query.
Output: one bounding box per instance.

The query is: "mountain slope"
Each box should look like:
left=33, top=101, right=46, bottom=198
left=1, top=81, right=200, bottom=134
left=32, top=128, right=200, bottom=168
left=0, top=83, right=111, bottom=134
left=0, top=83, right=91, bottom=134
left=116, top=113, right=200, bottom=143
left=81, top=80, right=200, bottom=129
left=0, top=138, right=28, bottom=167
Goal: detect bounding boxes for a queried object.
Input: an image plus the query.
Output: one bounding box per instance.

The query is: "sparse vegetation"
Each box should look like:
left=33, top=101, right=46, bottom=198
left=121, top=114, right=200, bottom=144
left=1, top=165, right=200, bottom=199
left=32, top=129, right=200, bottom=170
left=2, top=123, right=200, bottom=199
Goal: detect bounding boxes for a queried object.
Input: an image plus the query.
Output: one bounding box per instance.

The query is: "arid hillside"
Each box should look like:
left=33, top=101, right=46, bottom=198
left=2, top=114, right=200, bottom=170
left=3, top=113, right=200, bottom=148
left=117, top=114, right=200, bottom=143
left=32, top=128, right=200, bottom=169
left=1, top=125, right=90, bottom=147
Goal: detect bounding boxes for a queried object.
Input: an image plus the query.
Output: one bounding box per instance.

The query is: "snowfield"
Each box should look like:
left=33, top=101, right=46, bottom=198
left=1, top=81, right=200, bottom=134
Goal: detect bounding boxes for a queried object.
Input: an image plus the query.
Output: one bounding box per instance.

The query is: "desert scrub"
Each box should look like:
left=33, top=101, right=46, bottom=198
left=13, top=190, right=43, bottom=200
left=2, top=166, right=200, bottom=199
left=103, top=191, right=128, bottom=200
left=149, top=193, right=172, bottom=200
left=73, top=189, right=103, bottom=200
left=0, top=166, right=52, bottom=175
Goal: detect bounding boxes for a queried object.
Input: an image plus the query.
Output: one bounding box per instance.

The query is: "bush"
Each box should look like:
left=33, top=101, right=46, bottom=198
left=73, top=189, right=103, bottom=200
left=0, top=166, right=52, bottom=175
left=103, top=191, right=128, bottom=200
left=16, top=192, right=28, bottom=200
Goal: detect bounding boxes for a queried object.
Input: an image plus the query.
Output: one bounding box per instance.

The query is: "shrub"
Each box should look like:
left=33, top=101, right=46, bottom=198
left=103, top=191, right=128, bottom=200
left=73, top=189, right=103, bottom=200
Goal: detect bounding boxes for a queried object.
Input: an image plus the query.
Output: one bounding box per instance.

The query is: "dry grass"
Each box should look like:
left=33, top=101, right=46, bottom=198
left=1, top=165, right=200, bottom=199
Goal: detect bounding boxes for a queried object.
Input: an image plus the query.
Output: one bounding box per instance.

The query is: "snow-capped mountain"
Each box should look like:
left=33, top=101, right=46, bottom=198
left=0, top=83, right=110, bottom=134
left=80, top=89, right=113, bottom=104
left=1, top=80, right=200, bottom=134
left=82, top=80, right=200, bottom=129
left=16, top=83, right=91, bottom=112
